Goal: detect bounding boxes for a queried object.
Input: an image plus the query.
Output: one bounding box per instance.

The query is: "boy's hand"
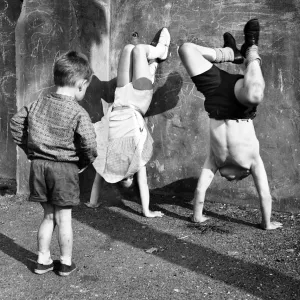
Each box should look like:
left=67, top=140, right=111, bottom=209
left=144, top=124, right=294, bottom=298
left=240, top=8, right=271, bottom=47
left=78, top=165, right=89, bottom=173
left=261, top=221, right=283, bottom=230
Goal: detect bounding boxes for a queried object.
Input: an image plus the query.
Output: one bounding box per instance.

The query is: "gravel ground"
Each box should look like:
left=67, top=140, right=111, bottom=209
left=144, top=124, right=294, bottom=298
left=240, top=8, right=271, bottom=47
left=0, top=184, right=299, bottom=300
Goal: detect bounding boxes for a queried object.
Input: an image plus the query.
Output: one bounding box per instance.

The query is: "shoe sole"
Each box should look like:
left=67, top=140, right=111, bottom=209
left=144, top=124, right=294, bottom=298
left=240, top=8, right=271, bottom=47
left=58, top=267, right=77, bottom=276
left=34, top=267, right=54, bottom=275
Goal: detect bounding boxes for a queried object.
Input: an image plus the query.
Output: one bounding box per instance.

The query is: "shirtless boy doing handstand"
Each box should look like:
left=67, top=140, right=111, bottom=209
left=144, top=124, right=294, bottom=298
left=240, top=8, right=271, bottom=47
left=178, top=19, right=282, bottom=230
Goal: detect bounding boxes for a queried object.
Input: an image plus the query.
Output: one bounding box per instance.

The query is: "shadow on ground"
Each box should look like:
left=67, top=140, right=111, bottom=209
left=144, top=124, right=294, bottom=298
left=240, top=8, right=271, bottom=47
left=73, top=189, right=300, bottom=300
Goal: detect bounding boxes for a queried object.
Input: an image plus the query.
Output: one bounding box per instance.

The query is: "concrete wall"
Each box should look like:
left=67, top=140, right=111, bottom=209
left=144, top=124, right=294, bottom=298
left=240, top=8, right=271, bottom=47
left=3, top=0, right=300, bottom=211
left=0, top=0, right=22, bottom=179
left=15, top=0, right=111, bottom=193
left=110, top=0, right=300, bottom=212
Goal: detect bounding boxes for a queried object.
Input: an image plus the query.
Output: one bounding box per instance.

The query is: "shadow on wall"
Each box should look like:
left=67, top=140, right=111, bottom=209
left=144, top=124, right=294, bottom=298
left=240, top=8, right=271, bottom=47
left=81, top=76, right=116, bottom=123
left=71, top=0, right=113, bottom=123
left=146, top=71, right=183, bottom=117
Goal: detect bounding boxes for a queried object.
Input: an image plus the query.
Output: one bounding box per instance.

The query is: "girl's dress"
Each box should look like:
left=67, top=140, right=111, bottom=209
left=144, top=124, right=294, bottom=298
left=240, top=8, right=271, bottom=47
left=92, top=82, right=154, bottom=183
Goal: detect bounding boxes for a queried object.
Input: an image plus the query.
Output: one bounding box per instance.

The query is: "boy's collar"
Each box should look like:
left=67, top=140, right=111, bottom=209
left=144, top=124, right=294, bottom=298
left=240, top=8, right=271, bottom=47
left=51, top=93, right=76, bottom=101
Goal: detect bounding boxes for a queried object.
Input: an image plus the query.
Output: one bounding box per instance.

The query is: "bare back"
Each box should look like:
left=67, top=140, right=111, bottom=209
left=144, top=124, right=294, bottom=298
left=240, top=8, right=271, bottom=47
left=209, top=119, right=260, bottom=170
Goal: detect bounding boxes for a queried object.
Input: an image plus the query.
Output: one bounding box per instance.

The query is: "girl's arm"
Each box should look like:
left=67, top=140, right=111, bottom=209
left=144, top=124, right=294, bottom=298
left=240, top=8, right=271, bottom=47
left=136, top=166, right=164, bottom=218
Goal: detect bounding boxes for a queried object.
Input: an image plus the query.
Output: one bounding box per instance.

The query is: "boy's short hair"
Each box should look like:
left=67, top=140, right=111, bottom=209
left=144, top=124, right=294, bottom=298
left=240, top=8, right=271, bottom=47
left=54, top=51, right=93, bottom=87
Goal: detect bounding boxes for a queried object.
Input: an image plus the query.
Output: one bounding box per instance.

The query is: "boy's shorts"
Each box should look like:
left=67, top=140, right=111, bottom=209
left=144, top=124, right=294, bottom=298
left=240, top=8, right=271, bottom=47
left=191, top=65, right=256, bottom=120
left=29, top=159, right=80, bottom=207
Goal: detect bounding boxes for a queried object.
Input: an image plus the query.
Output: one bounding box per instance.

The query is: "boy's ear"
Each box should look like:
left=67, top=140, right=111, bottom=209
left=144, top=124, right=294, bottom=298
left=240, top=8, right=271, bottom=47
left=78, top=79, right=88, bottom=91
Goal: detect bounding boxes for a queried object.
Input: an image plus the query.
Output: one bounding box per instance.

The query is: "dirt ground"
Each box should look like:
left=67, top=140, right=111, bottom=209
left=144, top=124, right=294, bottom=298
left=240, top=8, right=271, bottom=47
left=0, top=180, right=299, bottom=300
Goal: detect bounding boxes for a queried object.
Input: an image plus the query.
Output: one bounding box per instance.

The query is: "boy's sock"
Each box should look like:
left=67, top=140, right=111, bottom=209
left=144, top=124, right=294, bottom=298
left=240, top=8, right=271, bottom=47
left=245, top=45, right=261, bottom=67
left=213, top=47, right=234, bottom=63
left=60, top=255, right=72, bottom=266
left=37, top=251, right=53, bottom=265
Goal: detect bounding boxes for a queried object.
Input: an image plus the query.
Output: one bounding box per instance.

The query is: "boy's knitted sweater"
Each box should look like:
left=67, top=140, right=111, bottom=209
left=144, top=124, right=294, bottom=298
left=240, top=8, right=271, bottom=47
left=10, top=93, right=97, bottom=169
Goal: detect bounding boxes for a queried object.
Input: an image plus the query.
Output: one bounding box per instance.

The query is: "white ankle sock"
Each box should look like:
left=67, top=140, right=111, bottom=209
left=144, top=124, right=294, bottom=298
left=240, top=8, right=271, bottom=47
left=148, top=61, right=158, bottom=83
left=147, top=44, right=166, bottom=60
left=60, top=255, right=72, bottom=266
left=214, top=47, right=234, bottom=62
left=37, top=251, right=53, bottom=265
left=245, top=45, right=261, bottom=67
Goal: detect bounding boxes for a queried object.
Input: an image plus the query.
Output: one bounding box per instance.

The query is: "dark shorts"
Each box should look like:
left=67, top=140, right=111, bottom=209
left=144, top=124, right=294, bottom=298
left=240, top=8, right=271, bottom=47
left=191, top=65, right=256, bottom=120
left=29, top=159, right=80, bottom=207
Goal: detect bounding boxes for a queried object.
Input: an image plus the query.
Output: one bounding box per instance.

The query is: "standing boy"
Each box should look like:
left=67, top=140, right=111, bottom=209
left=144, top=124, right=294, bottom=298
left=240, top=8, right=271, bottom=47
left=10, top=51, right=97, bottom=275
left=178, top=19, right=282, bottom=230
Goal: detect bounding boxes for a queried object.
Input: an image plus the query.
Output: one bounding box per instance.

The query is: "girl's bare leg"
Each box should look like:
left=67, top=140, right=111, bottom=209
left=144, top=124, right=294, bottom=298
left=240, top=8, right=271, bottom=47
left=137, top=166, right=164, bottom=218
left=132, top=28, right=170, bottom=90
left=117, top=44, right=135, bottom=88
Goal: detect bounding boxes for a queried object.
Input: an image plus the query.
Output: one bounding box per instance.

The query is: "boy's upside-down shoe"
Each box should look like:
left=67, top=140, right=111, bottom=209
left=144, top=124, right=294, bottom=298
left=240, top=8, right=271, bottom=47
left=223, top=32, right=244, bottom=64
left=34, top=262, right=54, bottom=275
left=241, top=18, right=260, bottom=57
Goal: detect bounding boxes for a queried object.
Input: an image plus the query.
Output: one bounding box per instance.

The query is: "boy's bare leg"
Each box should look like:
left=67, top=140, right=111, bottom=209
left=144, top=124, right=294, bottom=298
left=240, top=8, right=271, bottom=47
left=251, top=155, right=283, bottom=230
left=55, top=206, right=73, bottom=265
left=85, top=172, right=103, bottom=208
left=235, top=58, right=265, bottom=107
left=178, top=43, right=215, bottom=77
left=192, top=153, right=218, bottom=223
left=235, top=18, right=265, bottom=107
left=37, top=203, right=55, bottom=265
left=137, top=166, right=164, bottom=218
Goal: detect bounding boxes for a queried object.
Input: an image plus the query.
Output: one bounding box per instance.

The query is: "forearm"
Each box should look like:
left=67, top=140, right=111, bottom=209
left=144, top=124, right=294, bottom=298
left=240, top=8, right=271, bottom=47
left=10, top=107, right=29, bottom=153
left=251, top=155, right=275, bottom=229
left=259, top=193, right=272, bottom=229
left=139, top=181, right=151, bottom=215
left=79, top=146, right=97, bottom=168
left=76, top=112, right=98, bottom=168
left=193, top=188, right=206, bottom=218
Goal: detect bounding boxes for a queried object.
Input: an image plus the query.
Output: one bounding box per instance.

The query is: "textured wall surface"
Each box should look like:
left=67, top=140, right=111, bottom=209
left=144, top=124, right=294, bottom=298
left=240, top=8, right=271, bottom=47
left=110, top=0, right=300, bottom=212
left=0, top=0, right=22, bottom=179
left=4, top=0, right=300, bottom=211
left=15, top=0, right=110, bottom=193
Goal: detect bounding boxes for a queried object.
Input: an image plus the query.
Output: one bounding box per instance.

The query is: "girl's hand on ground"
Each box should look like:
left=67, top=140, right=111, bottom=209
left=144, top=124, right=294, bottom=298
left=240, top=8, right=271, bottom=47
left=261, top=221, right=283, bottom=230
left=144, top=210, right=164, bottom=218
left=84, top=202, right=100, bottom=209
left=189, top=214, right=210, bottom=223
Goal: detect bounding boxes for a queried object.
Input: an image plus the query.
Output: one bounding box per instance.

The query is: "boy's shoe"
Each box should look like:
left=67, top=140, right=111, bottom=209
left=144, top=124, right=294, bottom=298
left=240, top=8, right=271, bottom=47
left=34, top=262, right=54, bottom=275
left=150, top=28, right=171, bottom=62
left=241, top=18, right=260, bottom=57
left=223, top=32, right=244, bottom=64
left=58, top=262, right=77, bottom=276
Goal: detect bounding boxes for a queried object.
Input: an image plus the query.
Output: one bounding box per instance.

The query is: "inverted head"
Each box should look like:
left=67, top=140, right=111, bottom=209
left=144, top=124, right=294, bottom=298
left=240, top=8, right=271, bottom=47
left=219, top=165, right=251, bottom=182
left=118, top=175, right=134, bottom=189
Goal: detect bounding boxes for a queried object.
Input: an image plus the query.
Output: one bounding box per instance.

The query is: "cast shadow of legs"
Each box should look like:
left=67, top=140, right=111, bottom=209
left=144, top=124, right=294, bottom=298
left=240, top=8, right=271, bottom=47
left=74, top=206, right=300, bottom=300
left=81, top=75, right=116, bottom=123
left=0, top=233, right=36, bottom=271
left=150, top=177, right=260, bottom=228
left=146, top=71, right=183, bottom=117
